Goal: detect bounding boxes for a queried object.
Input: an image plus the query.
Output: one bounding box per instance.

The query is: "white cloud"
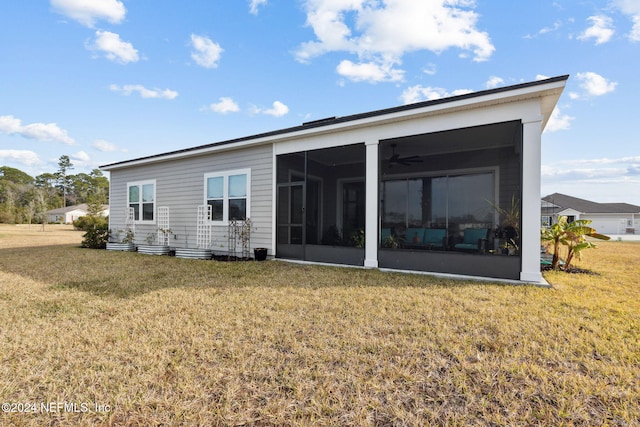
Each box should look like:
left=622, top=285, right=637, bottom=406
left=576, top=72, right=617, bottom=96
left=631, top=16, right=640, bottom=41
left=485, top=76, right=504, bottom=89
left=253, top=101, right=289, bottom=117
left=0, top=150, right=41, bottom=166
left=400, top=85, right=472, bottom=105
left=613, top=0, right=640, bottom=41
left=72, top=150, right=90, bottom=162
left=535, top=74, right=550, bottom=81
left=336, top=60, right=404, bottom=83
left=578, top=15, right=614, bottom=45
left=264, top=101, right=289, bottom=117
left=556, top=156, right=640, bottom=166
left=51, top=0, right=126, bottom=28
left=110, top=84, right=178, bottom=100
left=249, top=0, right=268, bottom=15
left=422, top=63, right=437, bottom=75
left=544, top=106, right=574, bottom=133
left=88, top=31, right=139, bottom=64
left=92, top=139, right=126, bottom=152
left=190, top=34, right=223, bottom=68
left=542, top=156, right=640, bottom=204
left=0, top=115, right=75, bottom=145
left=295, top=0, right=494, bottom=83
left=539, top=20, right=563, bottom=35
left=207, top=97, right=240, bottom=114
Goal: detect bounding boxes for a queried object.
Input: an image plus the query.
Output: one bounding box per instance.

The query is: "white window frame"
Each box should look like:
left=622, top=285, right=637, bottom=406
left=127, top=179, right=156, bottom=224
left=204, top=168, right=251, bottom=225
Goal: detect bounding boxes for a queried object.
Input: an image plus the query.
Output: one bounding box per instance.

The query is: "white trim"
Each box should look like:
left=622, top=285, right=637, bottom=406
left=271, top=144, right=277, bottom=255
left=127, top=179, right=156, bottom=224
left=204, top=168, right=251, bottom=225
left=364, top=140, right=379, bottom=268
left=102, top=78, right=567, bottom=171
left=520, top=119, right=543, bottom=283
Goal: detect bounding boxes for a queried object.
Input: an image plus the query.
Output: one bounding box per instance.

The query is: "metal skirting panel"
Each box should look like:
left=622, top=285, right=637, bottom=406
left=378, top=249, right=521, bottom=280
left=305, top=245, right=364, bottom=266
left=275, top=245, right=364, bottom=266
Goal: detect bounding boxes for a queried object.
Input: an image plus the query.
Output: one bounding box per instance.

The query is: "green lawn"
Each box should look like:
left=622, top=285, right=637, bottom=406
left=0, top=226, right=638, bottom=426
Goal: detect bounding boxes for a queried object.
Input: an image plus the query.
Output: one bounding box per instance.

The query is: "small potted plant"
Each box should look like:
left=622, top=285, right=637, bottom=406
left=253, top=247, right=268, bottom=261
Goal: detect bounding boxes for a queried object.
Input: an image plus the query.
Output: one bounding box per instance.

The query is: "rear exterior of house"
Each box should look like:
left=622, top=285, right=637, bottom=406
left=101, top=75, right=568, bottom=283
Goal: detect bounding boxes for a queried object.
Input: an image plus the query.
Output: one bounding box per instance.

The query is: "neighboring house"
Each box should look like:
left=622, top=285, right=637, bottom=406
left=46, top=204, right=109, bottom=224
left=100, top=75, right=568, bottom=283
left=542, top=193, right=640, bottom=235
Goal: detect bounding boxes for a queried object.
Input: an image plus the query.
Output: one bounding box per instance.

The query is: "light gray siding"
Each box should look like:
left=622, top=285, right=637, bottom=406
left=108, top=144, right=273, bottom=253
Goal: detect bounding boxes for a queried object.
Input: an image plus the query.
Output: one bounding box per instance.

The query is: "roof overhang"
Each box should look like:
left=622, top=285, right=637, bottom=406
left=101, top=75, right=568, bottom=171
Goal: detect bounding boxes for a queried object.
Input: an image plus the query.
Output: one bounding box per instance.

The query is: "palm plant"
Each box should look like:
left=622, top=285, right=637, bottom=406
left=563, top=219, right=610, bottom=270
left=541, top=215, right=609, bottom=270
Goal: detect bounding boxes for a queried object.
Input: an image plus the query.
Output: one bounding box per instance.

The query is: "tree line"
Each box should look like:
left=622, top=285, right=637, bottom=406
left=0, top=155, right=109, bottom=224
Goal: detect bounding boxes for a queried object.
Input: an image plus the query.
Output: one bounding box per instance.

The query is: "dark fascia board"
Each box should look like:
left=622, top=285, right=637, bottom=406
left=101, top=75, right=569, bottom=170
left=542, top=193, right=640, bottom=214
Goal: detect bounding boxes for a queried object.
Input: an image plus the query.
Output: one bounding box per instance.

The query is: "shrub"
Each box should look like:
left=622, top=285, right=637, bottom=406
left=79, top=215, right=109, bottom=249
left=73, top=215, right=94, bottom=231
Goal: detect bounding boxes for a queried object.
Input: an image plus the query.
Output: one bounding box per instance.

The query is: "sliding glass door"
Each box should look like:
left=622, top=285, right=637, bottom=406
left=276, top=144, right=366, bottom=265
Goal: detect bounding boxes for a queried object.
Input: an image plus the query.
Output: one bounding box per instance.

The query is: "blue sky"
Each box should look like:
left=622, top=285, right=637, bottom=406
left=1, top=0, right=638, bottom=204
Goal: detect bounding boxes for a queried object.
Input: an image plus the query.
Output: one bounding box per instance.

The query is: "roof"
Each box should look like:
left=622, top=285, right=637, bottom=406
left=100, top=75, right=569, bottom=171
left=542, top=193, right=640, bottom=214
left=46, top=204, right=109, bottom=215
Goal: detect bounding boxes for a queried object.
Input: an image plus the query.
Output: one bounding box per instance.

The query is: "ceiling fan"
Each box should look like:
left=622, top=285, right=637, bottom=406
left=387, top=143, right=423, bottom=167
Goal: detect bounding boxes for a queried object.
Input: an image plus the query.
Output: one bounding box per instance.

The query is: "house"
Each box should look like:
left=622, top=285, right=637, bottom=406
left=46, top=204, right=109, bottom=224
left=100, top=75, right=568, bottom=283
left=542, top=193, right=640, bottom=235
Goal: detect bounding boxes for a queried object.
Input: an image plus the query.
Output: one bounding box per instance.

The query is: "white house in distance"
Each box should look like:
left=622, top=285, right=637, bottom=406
left=101, top=75, right=568, bottom=284
left=46, top=203, right=109, bottom=224
left=542, top=193, right=640, bottom=235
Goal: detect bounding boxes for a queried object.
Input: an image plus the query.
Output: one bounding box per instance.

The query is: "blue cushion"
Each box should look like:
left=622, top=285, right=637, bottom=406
left=462, top=228, right=488, bottom=245
left=424, top=228, right=446, bottom=246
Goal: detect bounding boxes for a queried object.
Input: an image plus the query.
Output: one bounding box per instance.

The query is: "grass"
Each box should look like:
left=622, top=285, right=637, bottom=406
left=0, top=224, right=639, bottom=426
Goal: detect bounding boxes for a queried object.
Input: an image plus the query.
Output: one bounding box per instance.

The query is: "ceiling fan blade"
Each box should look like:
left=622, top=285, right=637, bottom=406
left=399, top=155, right=421, bottom=161
left=387, top=144, right=423, bottom=166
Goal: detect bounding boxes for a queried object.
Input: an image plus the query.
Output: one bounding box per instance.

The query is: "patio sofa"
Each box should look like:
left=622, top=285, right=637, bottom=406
left=404, top=228, right=447, bottom=250
left=453, top=228, right=490, bottom=253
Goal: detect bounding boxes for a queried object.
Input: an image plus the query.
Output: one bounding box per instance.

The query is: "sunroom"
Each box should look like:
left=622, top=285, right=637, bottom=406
left=377, top=120, right=522, bottom=279
left=275, top=120, right=523, bottom=280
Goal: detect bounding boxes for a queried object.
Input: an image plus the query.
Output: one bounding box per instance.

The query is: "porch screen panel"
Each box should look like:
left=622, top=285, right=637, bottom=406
left=381, top=172, right=495, bottom=250
left=447, top=173, right=494, bottom=230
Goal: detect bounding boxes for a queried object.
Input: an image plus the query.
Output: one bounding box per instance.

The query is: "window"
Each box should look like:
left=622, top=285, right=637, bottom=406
left=204, top=169, right=250, bottom=223
left=128, top=180, right=156, bottom=222
left=381, top=171, right=495, bottom=248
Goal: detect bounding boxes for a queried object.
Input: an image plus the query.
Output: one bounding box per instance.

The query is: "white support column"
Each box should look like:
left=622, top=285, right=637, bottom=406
left=520, top=117, right=544, bottom=282
left=364, top=139, right=379, bottom=268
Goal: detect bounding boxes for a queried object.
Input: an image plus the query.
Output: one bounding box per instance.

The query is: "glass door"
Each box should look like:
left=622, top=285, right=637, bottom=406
left=276, top=182, right=305, bottom=259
